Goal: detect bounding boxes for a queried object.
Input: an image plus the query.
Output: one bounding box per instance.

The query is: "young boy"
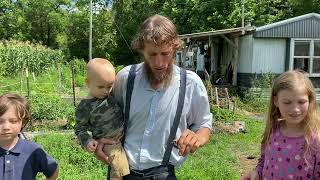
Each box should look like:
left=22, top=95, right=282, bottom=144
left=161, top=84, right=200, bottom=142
left=74, top=58, right=129, bottom=179
left=0, top=93, right=59, bottom=180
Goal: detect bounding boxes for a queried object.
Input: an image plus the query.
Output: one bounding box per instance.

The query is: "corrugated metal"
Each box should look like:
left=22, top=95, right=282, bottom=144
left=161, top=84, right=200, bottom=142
left=252, top=39, right=286, bottom=73
left=238, top=35, right=253, bottom=73
left=255, top=16, right=320, bottom=38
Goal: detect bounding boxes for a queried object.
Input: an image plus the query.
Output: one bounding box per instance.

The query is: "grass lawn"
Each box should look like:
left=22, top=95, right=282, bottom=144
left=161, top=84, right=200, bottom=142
left=34, top=117, right=265, bottom=180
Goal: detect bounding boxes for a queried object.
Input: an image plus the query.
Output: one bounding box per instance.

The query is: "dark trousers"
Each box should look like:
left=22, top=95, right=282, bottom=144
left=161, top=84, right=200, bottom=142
left=123, top=165, right=177, bottom=180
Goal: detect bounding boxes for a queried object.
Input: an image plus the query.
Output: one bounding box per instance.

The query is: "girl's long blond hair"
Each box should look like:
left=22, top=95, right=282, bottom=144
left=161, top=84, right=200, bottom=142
left=261, top=70, right=320, bottom=164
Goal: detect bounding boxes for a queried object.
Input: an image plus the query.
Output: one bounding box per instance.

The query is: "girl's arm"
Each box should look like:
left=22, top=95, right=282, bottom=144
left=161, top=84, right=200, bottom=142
left=255, top=147, right=265, bottom=178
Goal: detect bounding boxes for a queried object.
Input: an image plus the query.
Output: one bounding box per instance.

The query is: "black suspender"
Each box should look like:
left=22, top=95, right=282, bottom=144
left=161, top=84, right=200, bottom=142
left=110, top=65, right=186, bottom=178
left=122, top=64, right=137, bottom=146
left=162, top=68, right=186, bottom=165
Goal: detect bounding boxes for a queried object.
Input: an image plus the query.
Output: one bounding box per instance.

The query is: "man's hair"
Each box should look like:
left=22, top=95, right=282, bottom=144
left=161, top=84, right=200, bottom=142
left=131, top=14, right=183, bottom=53
left=0, top=93, right=30, bottom=128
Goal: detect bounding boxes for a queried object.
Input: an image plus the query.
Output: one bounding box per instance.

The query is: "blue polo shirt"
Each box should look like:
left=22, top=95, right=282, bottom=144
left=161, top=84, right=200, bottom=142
left=0, top=138, right=58, bottom=180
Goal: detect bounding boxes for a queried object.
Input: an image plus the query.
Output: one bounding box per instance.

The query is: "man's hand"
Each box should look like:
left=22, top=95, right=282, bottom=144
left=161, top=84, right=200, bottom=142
left=86, top=139, right=98, bottom=153
left=94, top=138, right=116, bottom=164
left=176, top=128, right=211, bottom=156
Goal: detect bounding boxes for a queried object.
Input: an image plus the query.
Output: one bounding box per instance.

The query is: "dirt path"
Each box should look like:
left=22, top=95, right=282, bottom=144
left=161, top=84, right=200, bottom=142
left=236, top=151, right=259, bottom=176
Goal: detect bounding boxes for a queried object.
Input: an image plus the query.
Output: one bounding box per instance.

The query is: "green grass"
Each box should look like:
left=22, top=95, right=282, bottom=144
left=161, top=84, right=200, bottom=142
left=176, top=118, right=264, bottom=179
left=33, top=118, right=265, bottom=180
left=34, top=134, right=106, bottom=180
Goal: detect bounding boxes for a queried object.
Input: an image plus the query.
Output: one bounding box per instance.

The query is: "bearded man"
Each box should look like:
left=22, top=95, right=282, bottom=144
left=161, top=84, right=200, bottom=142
left=96, top=14, right=213, bottom=180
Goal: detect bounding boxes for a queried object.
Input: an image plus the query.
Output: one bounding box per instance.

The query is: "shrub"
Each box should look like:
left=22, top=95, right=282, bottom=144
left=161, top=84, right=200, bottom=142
left=211, top=106, right=238, bottom=122
left=0, top=40, right=65, bottom=77
left=30, top=95, right=75, bottom=121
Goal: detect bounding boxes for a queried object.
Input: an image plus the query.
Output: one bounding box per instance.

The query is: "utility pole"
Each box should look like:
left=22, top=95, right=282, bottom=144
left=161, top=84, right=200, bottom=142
left=241, top=0, right=245, bottom=34
left=89, top=0, right=93, bottom=60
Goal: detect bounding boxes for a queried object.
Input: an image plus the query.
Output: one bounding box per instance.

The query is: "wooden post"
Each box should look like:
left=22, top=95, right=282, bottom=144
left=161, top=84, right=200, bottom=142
left=215, top=87, right=219, bottom=106
left=20, top=62, right=23, bottom=95
left=233, top=37, right=239, bottom=86
left=71, top=65, right=76, bottom=107
left=26, top=60, right=30, bottom=98
left=225, top=88, right=230, bottom=109
left=57, top=63, right=62, bottom=96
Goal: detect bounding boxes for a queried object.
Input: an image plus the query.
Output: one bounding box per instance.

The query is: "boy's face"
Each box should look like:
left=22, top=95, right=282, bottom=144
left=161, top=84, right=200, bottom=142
left=0, top=106, right=22, bottom=145
left=87, top=70, right=115, bottom=99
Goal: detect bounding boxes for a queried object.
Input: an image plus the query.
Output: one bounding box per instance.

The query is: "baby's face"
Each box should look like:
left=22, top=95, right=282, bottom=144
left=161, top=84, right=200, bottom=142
left=87, top=72, right=115, bottom=99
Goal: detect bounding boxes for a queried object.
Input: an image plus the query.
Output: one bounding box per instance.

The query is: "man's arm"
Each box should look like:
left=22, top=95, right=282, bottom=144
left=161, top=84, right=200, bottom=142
left=177, top=72, right=213, bottom=156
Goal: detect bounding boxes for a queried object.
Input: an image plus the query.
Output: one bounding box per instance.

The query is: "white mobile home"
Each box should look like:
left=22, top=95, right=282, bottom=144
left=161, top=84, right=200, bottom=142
left=178, top=13, right=320, bottom=88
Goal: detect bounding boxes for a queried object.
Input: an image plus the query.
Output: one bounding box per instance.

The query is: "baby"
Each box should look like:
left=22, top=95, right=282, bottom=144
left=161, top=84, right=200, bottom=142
left=74, top=58, right=129, bottom=180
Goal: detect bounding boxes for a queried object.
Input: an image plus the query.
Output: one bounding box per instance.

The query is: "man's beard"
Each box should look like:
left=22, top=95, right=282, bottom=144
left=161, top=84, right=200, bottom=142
left=144, top=62, right=173, bottom=88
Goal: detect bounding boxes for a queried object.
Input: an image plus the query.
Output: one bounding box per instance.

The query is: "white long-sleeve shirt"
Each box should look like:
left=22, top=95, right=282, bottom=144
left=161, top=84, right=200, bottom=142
left=114, top=63, right=213, bottom=170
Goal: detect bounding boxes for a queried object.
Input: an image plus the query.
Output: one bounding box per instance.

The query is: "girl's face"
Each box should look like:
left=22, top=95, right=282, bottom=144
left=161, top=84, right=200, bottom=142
left=0, top=106, right=22, bottom=145
left=274, top=87, right=309, bottom=127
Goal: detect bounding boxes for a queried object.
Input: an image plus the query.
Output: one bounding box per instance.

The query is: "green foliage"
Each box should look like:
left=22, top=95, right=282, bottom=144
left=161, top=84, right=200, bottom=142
left=211, top=106, right=237, bottom=121
left=250, top=72, right=275, bottom=89
left=29, top=95, right=75, bottom=121
left=236, top=72, right=275, bottom=113
left=34, top=133, right=106, bottom=180
left=1, top=0, right=320, bottom=63
left=0, top=40, right=64, bottom=77
left=115, top=65, right=124, bottom=73
left=69, top=59, right=87, bottom=87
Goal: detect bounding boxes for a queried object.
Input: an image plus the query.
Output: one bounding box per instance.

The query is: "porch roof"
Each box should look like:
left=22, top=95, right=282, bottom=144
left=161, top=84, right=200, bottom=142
left=178, top=26, right=255, bottom=40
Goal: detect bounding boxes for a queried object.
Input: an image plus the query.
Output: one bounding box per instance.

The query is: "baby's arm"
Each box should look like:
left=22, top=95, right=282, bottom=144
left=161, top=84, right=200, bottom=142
left=75, top=102, right=93, bottom=148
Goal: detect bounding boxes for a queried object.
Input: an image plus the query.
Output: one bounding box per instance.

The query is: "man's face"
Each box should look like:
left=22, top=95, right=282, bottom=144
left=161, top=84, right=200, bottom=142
left=142, top=41, right=174, bottom=82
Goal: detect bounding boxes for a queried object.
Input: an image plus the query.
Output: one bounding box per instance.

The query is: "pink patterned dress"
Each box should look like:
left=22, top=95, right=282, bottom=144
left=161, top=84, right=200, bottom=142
left=256, top=127, right=320, bottom=180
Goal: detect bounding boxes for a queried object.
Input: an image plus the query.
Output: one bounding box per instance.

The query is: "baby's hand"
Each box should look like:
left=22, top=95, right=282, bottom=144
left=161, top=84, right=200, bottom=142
left=86, top=139, right=98, bottom=153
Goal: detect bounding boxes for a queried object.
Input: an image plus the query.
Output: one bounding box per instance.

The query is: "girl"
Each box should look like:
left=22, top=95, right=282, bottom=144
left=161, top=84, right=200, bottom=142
left=0, top=93, right=58, bottom=180
left=242, top=70, right=320, bottom=180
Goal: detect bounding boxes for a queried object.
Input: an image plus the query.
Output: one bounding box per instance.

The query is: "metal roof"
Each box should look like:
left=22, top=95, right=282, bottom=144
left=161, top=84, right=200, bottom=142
left=254, top=13, right=320, bottom=38
left=178, top=26, right=255, bottom=40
